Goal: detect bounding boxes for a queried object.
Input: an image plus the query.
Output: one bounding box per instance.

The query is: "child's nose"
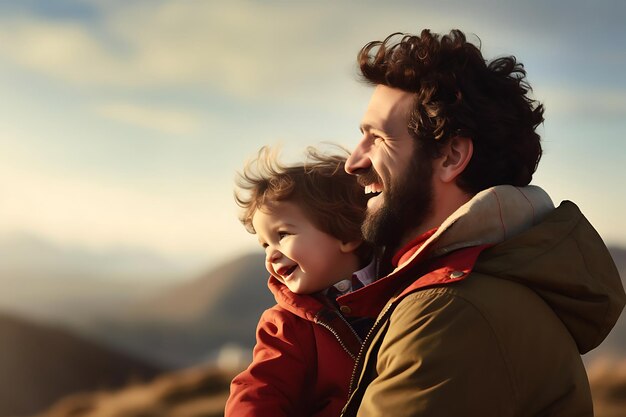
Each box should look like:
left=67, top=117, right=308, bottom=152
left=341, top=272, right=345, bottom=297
left=266, top=247, right=282, bottom=263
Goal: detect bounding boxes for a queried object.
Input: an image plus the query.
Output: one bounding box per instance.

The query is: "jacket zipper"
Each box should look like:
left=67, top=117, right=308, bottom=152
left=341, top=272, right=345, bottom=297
left=315, top=310, right=362, bottom=360
left=347, top=301, right=396, bottom=394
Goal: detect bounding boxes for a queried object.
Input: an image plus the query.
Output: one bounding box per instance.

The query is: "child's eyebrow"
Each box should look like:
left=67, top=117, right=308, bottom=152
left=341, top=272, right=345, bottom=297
left=278, top=222, right=296, bottom=228
left=270, top=220, right=296, bottom=229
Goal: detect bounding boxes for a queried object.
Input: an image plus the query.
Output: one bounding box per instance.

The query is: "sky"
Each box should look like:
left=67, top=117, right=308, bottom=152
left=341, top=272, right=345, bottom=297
left=0, top=0, right=624, bottom=274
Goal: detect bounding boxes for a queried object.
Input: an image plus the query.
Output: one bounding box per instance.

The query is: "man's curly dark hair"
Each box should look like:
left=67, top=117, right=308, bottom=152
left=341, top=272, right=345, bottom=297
left=358, top=29, right=544, bottom=193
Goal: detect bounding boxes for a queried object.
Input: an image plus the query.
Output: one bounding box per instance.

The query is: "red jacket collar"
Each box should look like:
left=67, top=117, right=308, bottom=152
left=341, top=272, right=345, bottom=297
left=267, top=276, right=363, bottom=356
left=268, top=276, right=327, bottom=322
left=337, top=243, right=490, bottom=319
left=391, top=228, right=439, bottom=267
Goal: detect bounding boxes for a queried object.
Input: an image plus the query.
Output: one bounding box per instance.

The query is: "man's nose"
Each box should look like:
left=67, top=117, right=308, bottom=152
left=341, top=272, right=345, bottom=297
left=345, top=138, right=371, bottom=175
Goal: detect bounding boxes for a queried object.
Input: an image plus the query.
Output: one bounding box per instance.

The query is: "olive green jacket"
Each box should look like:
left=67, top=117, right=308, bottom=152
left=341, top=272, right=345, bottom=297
left=341, top=186, right=625, bottom=417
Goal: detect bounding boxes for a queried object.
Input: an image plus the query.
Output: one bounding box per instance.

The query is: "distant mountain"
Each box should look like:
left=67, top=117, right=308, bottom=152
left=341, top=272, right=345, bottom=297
left=83, top=252, right=275, bottom=368
left=78, top=247, right=626, bottom=370
left=4, top=232, right=621, bottom=373
left=0, top=232, right=274, bottom=369
left=0, top=233, right=186, bottom=279
left=124, top=253, right=269, bottom=323
left=0, top=233, right=185, bottom=327
left=0, top=313, right=162, bottom=417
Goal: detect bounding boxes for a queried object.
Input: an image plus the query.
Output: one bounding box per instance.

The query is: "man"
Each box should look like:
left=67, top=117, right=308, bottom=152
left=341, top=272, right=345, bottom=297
left=336, top=29, right=625, bottom=416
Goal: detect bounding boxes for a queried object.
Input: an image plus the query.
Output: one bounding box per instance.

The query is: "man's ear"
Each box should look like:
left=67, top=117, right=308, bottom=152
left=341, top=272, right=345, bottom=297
left=340, top=240, right=362, bottom=254
left=435, top=136, right=473, bottom=183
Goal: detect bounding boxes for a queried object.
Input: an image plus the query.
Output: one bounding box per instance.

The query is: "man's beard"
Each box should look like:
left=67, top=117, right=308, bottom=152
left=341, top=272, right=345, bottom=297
left=361, top=153, right=434, bottom=251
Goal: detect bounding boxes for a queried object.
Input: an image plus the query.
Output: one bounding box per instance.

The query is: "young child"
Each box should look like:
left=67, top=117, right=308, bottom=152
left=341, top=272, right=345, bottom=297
left=225, top=146, right=375, bottom=417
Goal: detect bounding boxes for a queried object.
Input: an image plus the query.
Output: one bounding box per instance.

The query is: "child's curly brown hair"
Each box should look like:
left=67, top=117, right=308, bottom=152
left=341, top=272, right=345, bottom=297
left=235, top=146, right=372, bottom=266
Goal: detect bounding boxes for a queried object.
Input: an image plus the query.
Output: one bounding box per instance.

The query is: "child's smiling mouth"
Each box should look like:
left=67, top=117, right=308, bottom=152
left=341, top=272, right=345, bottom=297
left=276, top=264, right=298, bottom=280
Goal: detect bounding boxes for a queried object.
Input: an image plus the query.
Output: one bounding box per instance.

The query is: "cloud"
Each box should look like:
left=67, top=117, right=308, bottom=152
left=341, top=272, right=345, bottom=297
left=540, top=87, right=626, bottom=118
left=0, top=19, right=126, bottom=85
left=0, top=1, right=467, bottom=100
left=1, top=0, right=623, bottom=95
left=96, top=102, right=201, bottom=135
left=0, top=1, right=350, bottom=96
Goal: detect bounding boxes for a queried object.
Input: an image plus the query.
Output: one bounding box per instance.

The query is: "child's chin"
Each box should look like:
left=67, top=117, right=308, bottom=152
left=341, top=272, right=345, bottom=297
left=287, top=283, right=310, bottom=295
left=288, top=285, right=305, bottom=294
left=289, top=285, right=323, bottom=296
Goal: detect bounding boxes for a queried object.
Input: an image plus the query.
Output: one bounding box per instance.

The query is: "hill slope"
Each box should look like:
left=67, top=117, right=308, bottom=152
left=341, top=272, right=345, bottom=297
left=80, top=247, right=626, bottom=369
left=84, top=252, right=275, bottom=368
left=0, top=313, right=162, bottom=417
left=0, top=233, right=181, bottom=328
left=32, top=365, right=235, bottom=417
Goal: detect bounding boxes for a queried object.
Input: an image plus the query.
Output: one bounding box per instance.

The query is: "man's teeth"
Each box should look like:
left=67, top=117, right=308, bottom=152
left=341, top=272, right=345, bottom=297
left=365, top=184, right=383, bottom=194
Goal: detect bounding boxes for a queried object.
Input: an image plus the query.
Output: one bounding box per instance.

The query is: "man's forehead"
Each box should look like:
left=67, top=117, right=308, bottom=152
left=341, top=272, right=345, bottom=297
left=362, top=85, right=414, bottom=132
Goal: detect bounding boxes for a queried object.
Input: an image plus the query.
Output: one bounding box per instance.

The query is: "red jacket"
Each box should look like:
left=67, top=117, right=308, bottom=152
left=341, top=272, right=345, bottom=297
left=225, top=276, right=362, bottom=417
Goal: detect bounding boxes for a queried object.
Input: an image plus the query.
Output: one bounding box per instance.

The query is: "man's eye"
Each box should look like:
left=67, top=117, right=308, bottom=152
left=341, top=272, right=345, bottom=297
left=372, top=134, right=384, bottom=144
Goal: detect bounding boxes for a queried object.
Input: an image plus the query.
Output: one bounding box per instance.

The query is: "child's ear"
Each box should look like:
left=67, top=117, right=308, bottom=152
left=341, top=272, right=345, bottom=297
left=339, top=240, right=362, bottom=254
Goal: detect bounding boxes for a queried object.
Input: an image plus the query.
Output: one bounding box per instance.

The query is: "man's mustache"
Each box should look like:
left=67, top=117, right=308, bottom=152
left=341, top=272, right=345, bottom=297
left=357, top=168, right=383, bottom=188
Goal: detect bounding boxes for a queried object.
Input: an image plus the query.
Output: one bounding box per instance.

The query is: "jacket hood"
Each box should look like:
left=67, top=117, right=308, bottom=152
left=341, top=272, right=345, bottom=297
left=402, top=185, right=556, bottom=260
left=473, top=200, right=625, bottom=353
left=396, top=185, right=624, bottom=354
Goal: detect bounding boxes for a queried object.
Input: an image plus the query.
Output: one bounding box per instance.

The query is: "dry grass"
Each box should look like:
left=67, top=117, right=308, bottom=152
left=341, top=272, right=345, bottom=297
left=588, top=356, right=626, bottom=417
left=32, top=366, right=235, bottom=417
left=29, top=356, right=626, bottom=417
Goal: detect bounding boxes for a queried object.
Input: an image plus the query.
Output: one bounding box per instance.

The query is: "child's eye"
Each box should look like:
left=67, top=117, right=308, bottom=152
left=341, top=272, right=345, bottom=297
left=278, top=231, right=290, bottom=241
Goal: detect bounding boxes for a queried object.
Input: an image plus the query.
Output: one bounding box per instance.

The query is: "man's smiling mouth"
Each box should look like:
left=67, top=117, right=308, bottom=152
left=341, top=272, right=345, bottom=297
left=359, top=169, right=384, bottom=199
left=365, top=183, right=383, bottom=196
left=364, top=181, right=384, bottom=209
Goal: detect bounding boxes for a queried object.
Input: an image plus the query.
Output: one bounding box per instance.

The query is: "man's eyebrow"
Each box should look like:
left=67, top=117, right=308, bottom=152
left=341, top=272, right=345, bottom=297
left=360, top=123, right=388, bottom=136
left=359, top=123, right=372, bottom=133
